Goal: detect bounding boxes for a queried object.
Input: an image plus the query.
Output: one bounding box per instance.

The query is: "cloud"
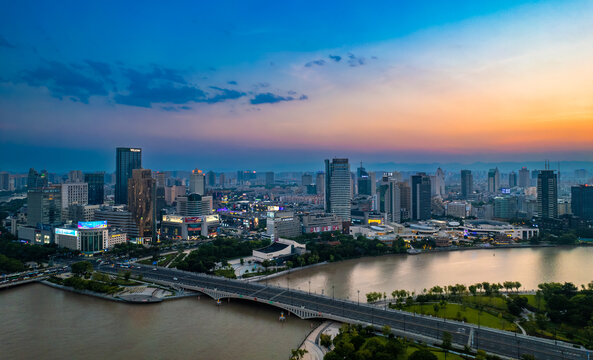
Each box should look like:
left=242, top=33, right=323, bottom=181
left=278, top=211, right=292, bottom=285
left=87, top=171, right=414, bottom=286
left=22, top=61, right=108, bottom=103
left=347, top=53, right=366, bottom=67
left=328, top=55, right=341, bottom=62
left=161, top=105, right=192, bottom=112
left=227, top=80, right=238, bottom=85
left=305, top=59, right=326, bottom=67
left=205, top=87, right=246, bottom=103
left=0, top=35, right=16, bottom=49
left=84, top=60, right=112, bottom=78
left=250, top=92, right=308, bottom=105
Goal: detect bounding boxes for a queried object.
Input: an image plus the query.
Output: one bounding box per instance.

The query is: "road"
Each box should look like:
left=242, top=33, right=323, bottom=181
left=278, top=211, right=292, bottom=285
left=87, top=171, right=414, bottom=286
left=100, top=263, right=591, bottom=360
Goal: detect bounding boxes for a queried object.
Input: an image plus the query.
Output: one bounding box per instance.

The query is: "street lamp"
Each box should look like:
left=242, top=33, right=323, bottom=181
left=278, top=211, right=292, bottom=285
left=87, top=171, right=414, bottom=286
left=357, top=290, right=360, bottom=306
left=332, top=285, right=335, bottom=300
left=308, top=280, right=311, bottom=295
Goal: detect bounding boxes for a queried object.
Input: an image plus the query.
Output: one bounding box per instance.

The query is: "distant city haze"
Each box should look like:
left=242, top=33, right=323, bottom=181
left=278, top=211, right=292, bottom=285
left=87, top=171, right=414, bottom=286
left=2, top=1, right=593, bottom=170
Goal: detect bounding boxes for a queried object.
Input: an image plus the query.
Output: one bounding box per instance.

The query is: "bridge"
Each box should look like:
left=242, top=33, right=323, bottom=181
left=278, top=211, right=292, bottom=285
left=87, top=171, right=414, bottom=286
left=101, top=264, right=591, bottom=360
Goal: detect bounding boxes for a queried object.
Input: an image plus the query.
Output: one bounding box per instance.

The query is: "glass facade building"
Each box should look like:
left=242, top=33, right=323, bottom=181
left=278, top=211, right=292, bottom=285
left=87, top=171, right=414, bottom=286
left=115, top=147, right=142, bottom=205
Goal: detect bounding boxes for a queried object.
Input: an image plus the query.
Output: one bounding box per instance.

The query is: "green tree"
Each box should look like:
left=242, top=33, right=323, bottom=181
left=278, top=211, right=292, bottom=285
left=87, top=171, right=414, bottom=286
left=319, top=333, right=332, bottom=348
left=289, top=348, right=307, bottom=360
left=442, top=331, right=452, bottom=349
left=409, top=349, right=437, bottom=360
left=71, top=261, right=93, bottom=276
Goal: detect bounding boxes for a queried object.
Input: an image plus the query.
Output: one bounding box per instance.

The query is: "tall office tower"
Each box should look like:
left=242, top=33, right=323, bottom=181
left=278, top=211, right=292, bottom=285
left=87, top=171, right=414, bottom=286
left=357, top=163, right=372, bottom=196
left=189, top=169, right=205, bottom=195
left=219, top=173, right=226, bottom=188
left=0, top=172, right=9, bottom=190
left=537, top=167, right=558, bottom=219
left=84, top=172, right=104, bottom=205
left=316, top=172, right=325, bottom=196
left=128, top=168, right=155, bottom=238
left=324, top=158, right=351, bottom=222
left=411, top=173, right=431, bottom=220
left=509, top=171, right=518, bottom=188
left=301, top=173, right=313, bottom=186
left=487, top=168, right=500, bottom=193
left=571, top=185, right=593, bottom=220
left=61, top=182, right=88, bottom=209
left=531, top=170, right=539, bottom=187
left=494, top=196, right=518, bottom=220
left=265, top=172, right=275, bottom=187
left=518, top=167, right=530, bottom=188
left=431, top=168, right=445, bottom=197
left=460, top=170, right=473, bottom=199
left=206, top=171, right=216, bottom=187
left=176, top=194, right=213, bottom=216
left=398, top=181, right=411, bottom=220
left=115, top=147, right=142, bottom=204
left=156, top=172, right=167, bottom=188
left=369, top=172, right=377, bottom=196
left=68, top=170, right=84, bottom=183
left=377, top=177, right=401, bottom=223
left=27, top=168, right=48, bottom=190
left=27, top=185, right=62, bottom=226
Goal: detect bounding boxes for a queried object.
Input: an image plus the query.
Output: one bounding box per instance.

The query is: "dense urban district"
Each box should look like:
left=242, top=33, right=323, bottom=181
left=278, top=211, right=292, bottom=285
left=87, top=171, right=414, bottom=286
left=1, top=148, right=593, bottom=359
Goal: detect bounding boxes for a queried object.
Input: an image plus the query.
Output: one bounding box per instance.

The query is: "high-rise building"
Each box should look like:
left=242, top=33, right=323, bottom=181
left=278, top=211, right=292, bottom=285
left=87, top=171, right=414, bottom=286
left=411, top=173, right=431, bottom=220
left=115, top=147, right=142, bottom=204
left=61, top=182, right=88, bottom=209
left=68, top=170, right=84, bottom=183
left=377, top=176, right=401, bottom=223
left=301, top=173, right=313, bottom=186
left=84, top=172, right=104, bottom=205
left=266, top=211, right=302, bottom=240
left=398, top=181, right=411, bottom=220
left=0, top=172, right=9, bottom=191
left=219, top=173, right=226, bottom=188
left=316, top=173, right=325, bottom=196
left=27, top=168, right=48, bottom=190
left=487, top=168, right=500, bottom=193
left=494, top=196, right=518, bottom=220
left=518, top=167, right=530, bottom=188
left=27, top=186, right=62, bottom=226
left=206, top=171, right=216, bottom=188
left=431, top=168, right=445, bottom=198
left=128, top=168, right=155, bottom=238
left=266, top=172, right=275, bottom=187
left=189, top=169, right=205, bottom=195
left=176, top=194, right=213, bottom=216
left=357, top=163, right=372, bottom=196
left=509, top=171, right=518, bottom=188
left=460, top=170, right=473, bottom=199
left=324, top=158, right=351, bottom=222
left=571, top=185, right=593, bottom=220
left=537, top=169, right=558, bottom=219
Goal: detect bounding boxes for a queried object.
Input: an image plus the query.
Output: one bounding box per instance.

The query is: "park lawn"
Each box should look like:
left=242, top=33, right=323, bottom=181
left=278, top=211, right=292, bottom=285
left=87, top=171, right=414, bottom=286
left=462, top=295, right=508, bottom=311
left=158, top=253, right=177, bottom=267
left=404, top=303, right=517, bottom=332
left=405, top=345, right=465, bottom=360
left=522, top=294, right=546, bottom=310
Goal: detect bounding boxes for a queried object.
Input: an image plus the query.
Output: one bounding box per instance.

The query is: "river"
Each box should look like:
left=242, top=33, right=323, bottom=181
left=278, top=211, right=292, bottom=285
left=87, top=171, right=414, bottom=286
left=3, top=246, right=593, bottom=359
left=269, top=246, right=593, bottom=301
left=0, top=283, right=314, bottom=360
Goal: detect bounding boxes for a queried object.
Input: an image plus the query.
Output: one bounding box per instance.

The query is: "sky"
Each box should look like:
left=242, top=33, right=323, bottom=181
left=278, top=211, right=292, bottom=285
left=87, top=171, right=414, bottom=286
left=1, top=0, right=592, bottom=172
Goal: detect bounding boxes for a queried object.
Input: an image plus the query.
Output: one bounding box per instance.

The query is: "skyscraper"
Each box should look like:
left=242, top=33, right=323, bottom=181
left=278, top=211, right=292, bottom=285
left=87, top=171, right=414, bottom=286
left=411, top=173, right=431, bottom=220
left=128, top=168, right=155, bottom=238
left=115, top=147, right=142, bottom=204
left=518, top=167, right=530, bottom=188
left=84, top=172, right=104, bottom=205
left=301, top=173, right=313, bottom=186
left=537, top=168, right=558, bottom=219
left=377, top=176, right=401, bottom=223
left=206, top=171, right=216, bottom=188
left=265, top=172, right=275, bottom=187
left=571, top=185, right=593, bottom=220
left=487, top=168, right=500, bottom=193
left=27, top=185, right=62, bottom=226
left=316, top=172, right=325, bottom=196
left=398, top=181, right=411, bottom=220
left=176, top=193, right=213, bottom=216
left=324, top=158, right=351, bottom=222
left=509, top=171, right=518, bottom=188
left=460, top=170, right=473, bottom=199
left=357, top=163, right=372, bottom=196
left=189, top=169, right=205, bottom=195
left=27, top=168, right=48, bottom=190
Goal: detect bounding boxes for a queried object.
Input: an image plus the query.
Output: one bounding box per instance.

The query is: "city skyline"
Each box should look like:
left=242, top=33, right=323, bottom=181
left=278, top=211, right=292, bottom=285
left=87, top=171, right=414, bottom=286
left=2, top=0, right=593, bottom=171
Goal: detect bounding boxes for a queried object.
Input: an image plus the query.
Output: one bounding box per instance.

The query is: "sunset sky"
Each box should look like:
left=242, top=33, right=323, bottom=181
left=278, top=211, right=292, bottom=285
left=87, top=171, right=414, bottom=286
left=1, top=0, right=592, bottom=172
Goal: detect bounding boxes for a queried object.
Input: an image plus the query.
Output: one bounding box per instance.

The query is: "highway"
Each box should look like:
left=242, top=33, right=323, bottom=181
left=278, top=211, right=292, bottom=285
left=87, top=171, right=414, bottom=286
left=100, top=263, right=591, bottom=360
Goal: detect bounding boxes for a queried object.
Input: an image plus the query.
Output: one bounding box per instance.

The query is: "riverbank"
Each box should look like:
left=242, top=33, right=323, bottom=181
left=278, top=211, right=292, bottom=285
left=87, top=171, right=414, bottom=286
left=297, top=321, right=341, bottom=360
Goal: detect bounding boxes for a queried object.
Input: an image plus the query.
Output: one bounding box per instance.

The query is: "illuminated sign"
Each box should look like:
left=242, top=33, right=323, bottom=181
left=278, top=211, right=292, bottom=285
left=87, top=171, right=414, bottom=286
left=204, top=215, right=219, bottom=223
left=78, top=221, right=107, bottom=229
left=162, top=215, right=183, bottom=223
left=368, top=219, right=382, bottom=225
left=184, top=217, right=202, bottom=223
left=130, top=148, right=141, bottom=152
left=501, top=188, right=511, bottom=194
left=55, top=228, right=78, bottom=236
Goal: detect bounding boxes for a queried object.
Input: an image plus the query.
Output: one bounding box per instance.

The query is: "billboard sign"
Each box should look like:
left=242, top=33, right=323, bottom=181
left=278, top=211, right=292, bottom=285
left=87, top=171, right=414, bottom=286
left=55, top=228, right=78, bottom=236
left=77, top=221, right=107, bottom=229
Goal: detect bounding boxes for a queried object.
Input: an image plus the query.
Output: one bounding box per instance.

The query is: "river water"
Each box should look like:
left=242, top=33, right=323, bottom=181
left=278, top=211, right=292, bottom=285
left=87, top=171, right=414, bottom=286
left=270, top=246, right=593, bottom=301
left=3, top=247, right=593, bottom=359
left=0, top=284, right=314, bottom=360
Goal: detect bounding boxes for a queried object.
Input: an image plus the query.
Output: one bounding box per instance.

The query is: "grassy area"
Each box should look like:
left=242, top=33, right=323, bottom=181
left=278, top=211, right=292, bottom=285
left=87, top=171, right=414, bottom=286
left=403, top=303, right=517, bottom=332
left=461, top=295, right=508, bottom=311
left=522, top=294, right=546, bottom=310
left=242, top=267, right=288, bottom=278
left=169, top=252, right=187, bottom=268
left=158, top=253, right=177, bottom=267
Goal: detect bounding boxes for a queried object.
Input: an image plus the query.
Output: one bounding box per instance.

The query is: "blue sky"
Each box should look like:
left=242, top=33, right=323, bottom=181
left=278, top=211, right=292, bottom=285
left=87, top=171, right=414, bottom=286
left=1, top=0, right=592, bottom=172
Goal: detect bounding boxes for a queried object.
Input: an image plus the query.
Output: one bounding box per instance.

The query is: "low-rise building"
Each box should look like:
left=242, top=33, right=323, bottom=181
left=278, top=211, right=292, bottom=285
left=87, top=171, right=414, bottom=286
left=301, top=213, right=343, bottom=234
left=266, top=211, right=301, bottom=240
left=160, top=214, right=220, bottom=240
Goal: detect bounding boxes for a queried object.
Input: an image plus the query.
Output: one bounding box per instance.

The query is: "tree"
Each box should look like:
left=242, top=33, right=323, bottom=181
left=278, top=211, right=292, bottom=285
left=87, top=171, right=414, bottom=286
left=124, top=271, right=131, bottom=281
left=442, top=331, right=452, bottom=349
left=71, top=261, right=93, bottom=276
left=320, top=333, right=332, bottom=348
left=408, top=349, right=437, bottom=360
left=382, top=325, right=391, bottom=337
left=469, top=285, right=477, bottom=297
left=289, top=348, right=307, bottom=360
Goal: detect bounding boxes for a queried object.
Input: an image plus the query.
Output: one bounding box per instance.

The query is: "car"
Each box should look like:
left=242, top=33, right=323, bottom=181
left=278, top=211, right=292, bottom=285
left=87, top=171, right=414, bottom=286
left=152, top=268, right=157, bottom=271
left=173, top=277, right=178, bottom=281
